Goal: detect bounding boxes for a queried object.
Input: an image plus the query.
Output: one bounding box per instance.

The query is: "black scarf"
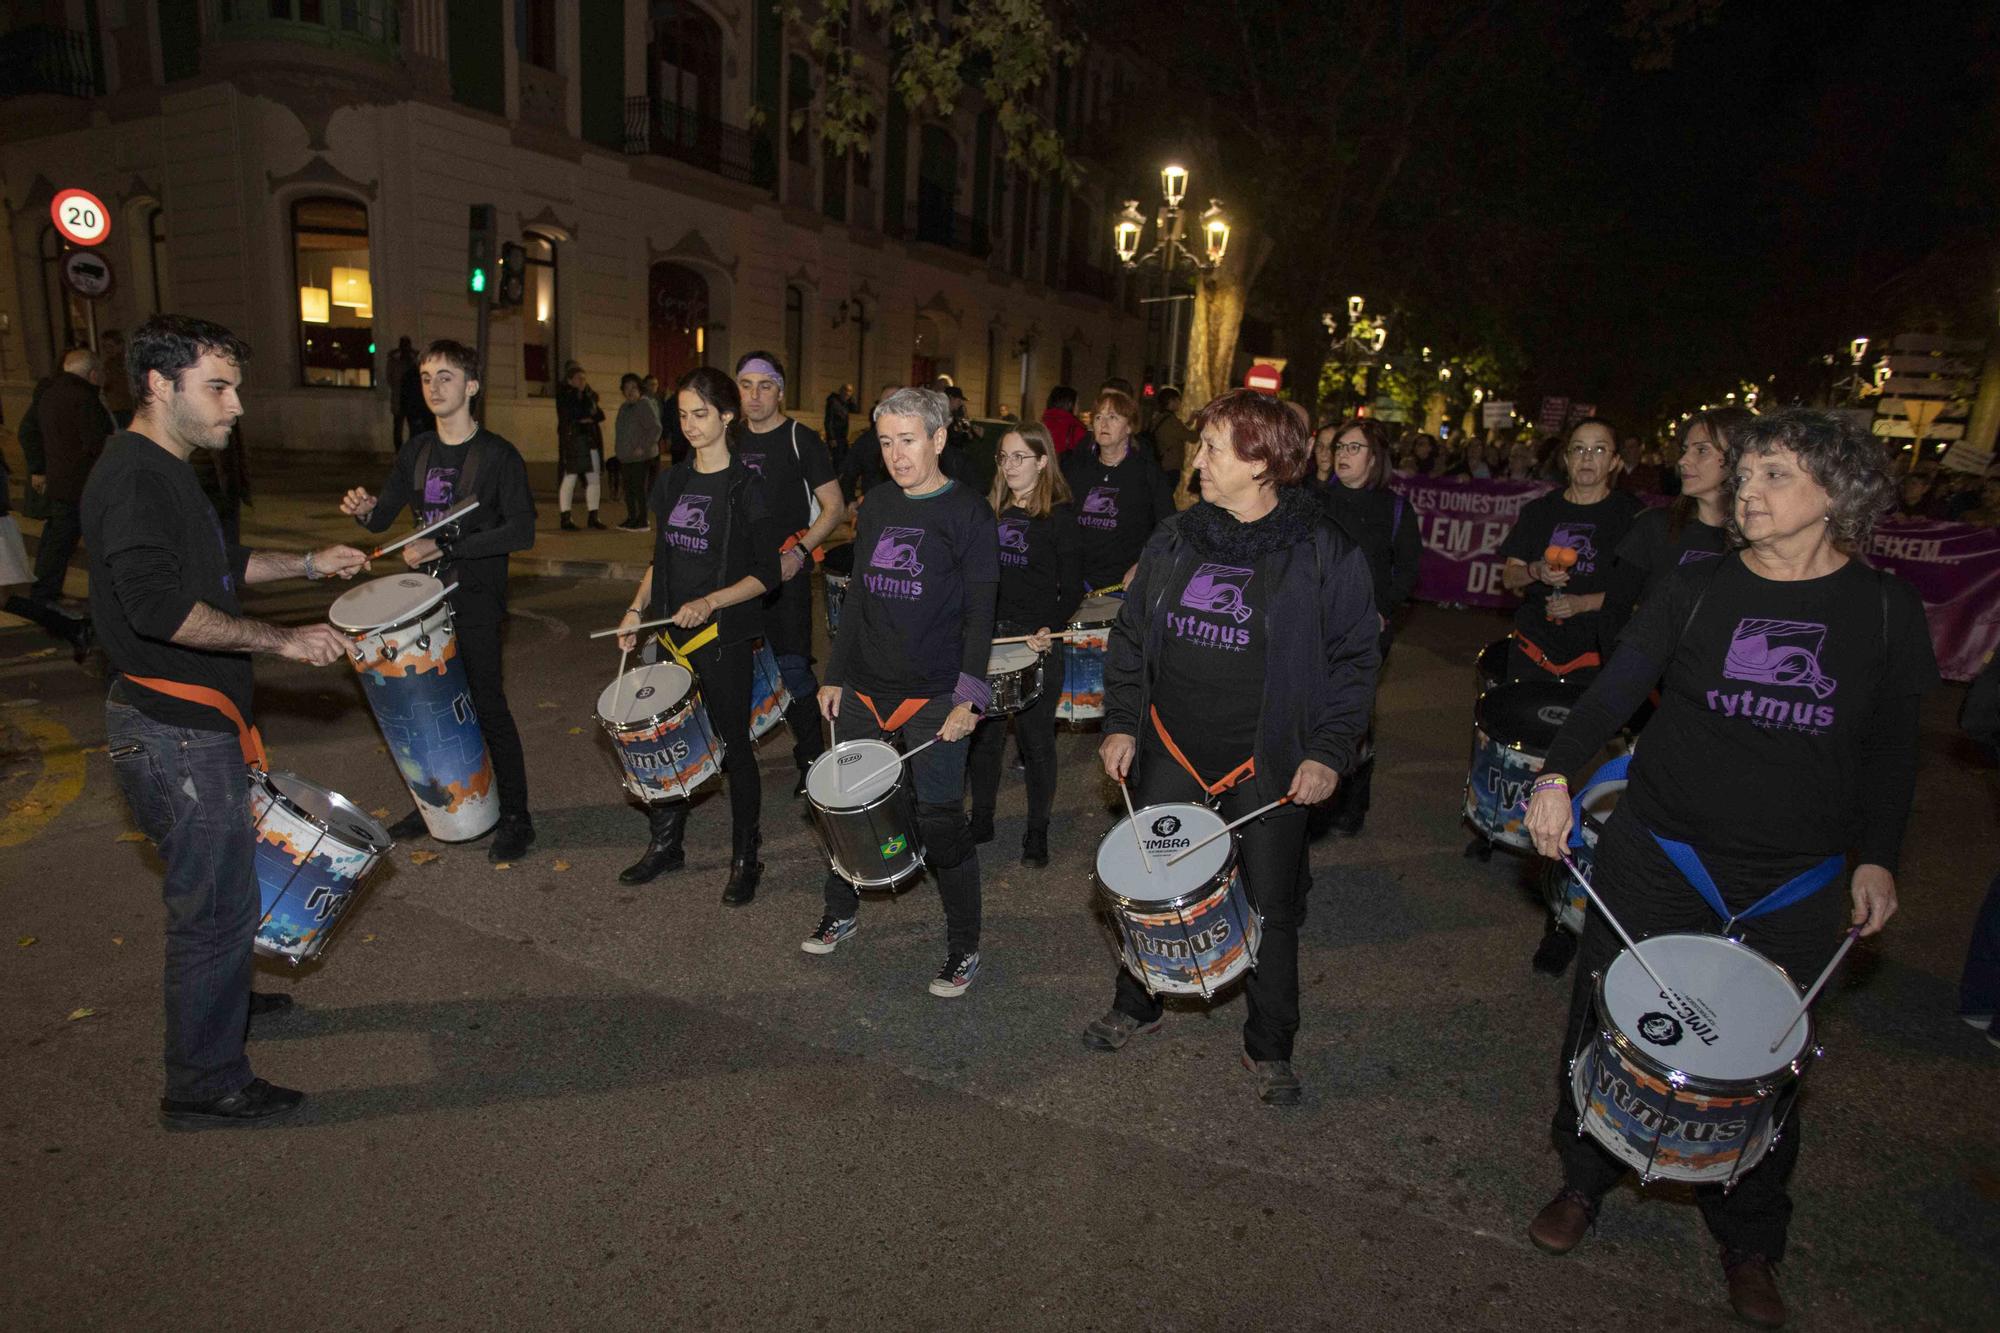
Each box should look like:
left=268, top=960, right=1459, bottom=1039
left=1179, top=485, right=1322, bottom=563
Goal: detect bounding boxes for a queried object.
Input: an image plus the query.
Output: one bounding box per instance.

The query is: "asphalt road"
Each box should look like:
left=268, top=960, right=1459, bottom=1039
left=2, top=572, right=1995, bottom=1331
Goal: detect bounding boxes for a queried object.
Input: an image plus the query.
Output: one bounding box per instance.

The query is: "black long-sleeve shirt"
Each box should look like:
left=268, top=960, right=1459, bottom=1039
left=1323, top=482, right=1422, bottom=618
left=1542, top=553, right=1936, bottom=875
left=355, top=428, right=536, bottom=616
left=1062, top=444, right=1175, bottom=589
left=995, top=500, right=1085, bottom=632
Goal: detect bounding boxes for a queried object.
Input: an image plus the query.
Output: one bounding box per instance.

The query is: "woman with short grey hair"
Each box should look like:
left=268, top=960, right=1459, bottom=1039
left=1516, top=408, right=1937, bottom=1327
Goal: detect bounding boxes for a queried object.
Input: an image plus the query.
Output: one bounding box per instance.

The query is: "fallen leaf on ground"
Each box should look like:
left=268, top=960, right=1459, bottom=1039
left=553, top=859, right=571, bottom=872
left=566, top=727, right=582, bottom=735
left=371, top=808, right=389, bottom=819
left=409, top=849, right=439, bottom=865
left=536, top=701, right=557, bottom=709
left=361, top=933, right=377, bottom=943
left=114, top=832, right=146, bottom=843
left=67, top=1008, right=95, bottom=1021
left=111, top=936, right=124, bottom=946
left=24, top=648, right=57, bottom=659
left=492, top=862, right=512, bottom=870
left=18, top=936, right=36, bottom=947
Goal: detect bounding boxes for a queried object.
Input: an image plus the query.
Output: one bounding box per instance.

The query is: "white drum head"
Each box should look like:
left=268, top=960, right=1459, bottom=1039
left=1096, top=803, right=1229, bottom=905
left=598, top=662, right=695, bottom=726
left=1072, top=595, right=1122, bottom=629
left=262, top=770, right=391, bottom=851
left=330, top=573, right=446, bottom=632
left=1605, top=933, right=1807, bottom=1081
left=988, top=642, right=1040, bottom=674
left=807, top=739, right=903, bottom=809
left=1579, top=781, right=1623, bottom=825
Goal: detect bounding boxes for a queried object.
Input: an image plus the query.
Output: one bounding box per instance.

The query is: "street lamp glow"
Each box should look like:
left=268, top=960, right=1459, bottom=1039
left=1160, top=164, right=1189, bottom=208
left=1367, top=325, right=1387, bottom=353
left=1348, top=295, right=1365, bottom=319
left=1850, top=336, right=1870, bottom=365
left=1112, top=200, right=1144, bottom=265
left=1439, top=366, right=1452, bottom=381
left=1200, top=201, right=1229, bottom=264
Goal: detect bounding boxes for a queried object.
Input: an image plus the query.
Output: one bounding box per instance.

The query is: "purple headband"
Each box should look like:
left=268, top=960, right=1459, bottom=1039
left=739, top=358, right=783, bottom=388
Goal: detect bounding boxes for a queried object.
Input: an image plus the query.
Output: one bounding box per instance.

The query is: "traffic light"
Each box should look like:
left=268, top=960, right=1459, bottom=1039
left=467, top=203, right=496, bottom=297
left=497, top=241, right=526, bottom=309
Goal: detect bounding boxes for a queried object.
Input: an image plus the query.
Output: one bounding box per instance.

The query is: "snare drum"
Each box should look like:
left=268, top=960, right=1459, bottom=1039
left=330, top=573, right=498, bottom=843
left=596, top=662, right=724, bottom=802
left=1057, top=594, right=1123, bottom=723
left=985, top=642, right=1044, bottom=717
left=1571, top=933, right=1815, bottom=1185
left=822, top=543, right=853, bottom=640
left=1464, top=682, right=1573, bottom=851
left=806, top=739, right=926, bottom=887
left=748, top=638, right=791, bottom=740
left=1544, top=767, right=1627, bottom=933
left=249, top=771, right=391, bottom=965
left=1095, top=802, right=1262, bottom=998
left=1476, top=636, right=1510, bottom=701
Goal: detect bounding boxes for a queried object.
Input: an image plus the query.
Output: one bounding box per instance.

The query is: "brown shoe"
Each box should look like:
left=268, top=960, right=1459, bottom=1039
left=1527, top=1187, right=1598, bottom=1255
left=1722, top=1250, right=1787, bottom=1328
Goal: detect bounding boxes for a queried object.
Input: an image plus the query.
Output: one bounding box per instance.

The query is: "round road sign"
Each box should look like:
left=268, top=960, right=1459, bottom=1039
left=60, top=249, right=116, bottom=301
left=51, top=188, right=112, bottom=247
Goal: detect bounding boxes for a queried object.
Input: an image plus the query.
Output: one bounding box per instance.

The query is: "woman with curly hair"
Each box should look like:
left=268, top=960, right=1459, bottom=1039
left=1518, top=408, right=1938, bottom=1328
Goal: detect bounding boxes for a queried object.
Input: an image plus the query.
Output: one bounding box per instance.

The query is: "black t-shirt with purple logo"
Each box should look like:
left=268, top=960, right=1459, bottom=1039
left=1062, top=445, right=1175, bottom=589
left=995, top=501, right=1086, bottom=632
left=736, top=418, right=835, bottom=537
left=1498, top=488, right=1645, bottom=662
left=1152, top=560, right=1268, bottom=783
left=827, top=481, right=999, bottom=701
left=656, top=467, right=733, bottom=612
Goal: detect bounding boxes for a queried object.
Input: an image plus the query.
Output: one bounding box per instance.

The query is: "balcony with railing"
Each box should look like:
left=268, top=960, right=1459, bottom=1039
left=205, top=0, right=401, bottom=62
left=624, top=96, right=770, bottom=187
left=0, top=24, right=99, bottom=100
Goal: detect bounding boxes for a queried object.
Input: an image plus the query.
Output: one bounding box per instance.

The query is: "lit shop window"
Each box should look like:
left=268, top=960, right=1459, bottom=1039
left=522, top=231, right=559, bottom=395
left=293, top=197, right=374, bottom=388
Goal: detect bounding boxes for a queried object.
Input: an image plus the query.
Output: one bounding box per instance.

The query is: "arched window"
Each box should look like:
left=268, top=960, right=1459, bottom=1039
left=290, top=197, right=374, bottom=388
left=783, top=284, right=806, bottom=409
left=648, top=1, right=722, bottom=125
left=522, top=230, right=559, bottom=395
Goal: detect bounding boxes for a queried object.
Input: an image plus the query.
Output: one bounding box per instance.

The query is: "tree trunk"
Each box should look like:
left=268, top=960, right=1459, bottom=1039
left=1178, top=235, right=1272, bottom=505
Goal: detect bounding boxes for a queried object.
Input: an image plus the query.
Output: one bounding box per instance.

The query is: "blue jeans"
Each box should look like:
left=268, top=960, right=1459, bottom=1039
left=1960, top=867, right=2000, bottom=1026
left=821, top=690, right=980, bottom=952
left=105, top=701, right=259, bottom=1101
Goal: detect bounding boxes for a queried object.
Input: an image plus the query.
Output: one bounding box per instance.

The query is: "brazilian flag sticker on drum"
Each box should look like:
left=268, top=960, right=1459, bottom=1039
left=879, top=834, right=907, bottom=859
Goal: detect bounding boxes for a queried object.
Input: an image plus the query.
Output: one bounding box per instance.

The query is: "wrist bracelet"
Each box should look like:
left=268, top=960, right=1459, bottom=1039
left=1531, top=775, right=1568, bottom=793
left=303, top=551, right=319, bottom=580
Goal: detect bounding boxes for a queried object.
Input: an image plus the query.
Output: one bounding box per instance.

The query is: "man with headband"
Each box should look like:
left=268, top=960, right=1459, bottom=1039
left=735, top=351, right=846, bottom=792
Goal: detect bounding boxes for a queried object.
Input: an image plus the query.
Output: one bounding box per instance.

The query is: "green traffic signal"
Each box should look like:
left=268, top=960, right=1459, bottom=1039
left=470, top=268, right=487, bottom=293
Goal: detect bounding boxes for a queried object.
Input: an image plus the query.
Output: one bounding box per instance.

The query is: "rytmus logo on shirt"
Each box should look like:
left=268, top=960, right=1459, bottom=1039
left=865, top=525, right=926, bottom=598
left=1166, top=563, right=1255, bottom=648
left=1079, top=485, right=1120, bottom=530
left=1549, top=521, right=1599, bottom=573
left=419, top=466, right=457, bottom=526
left=663, top=493, right=712, bottom=552
left=1709, top=617, right=1837, bottom=732
left=997, top=518, right=1030, bottom=567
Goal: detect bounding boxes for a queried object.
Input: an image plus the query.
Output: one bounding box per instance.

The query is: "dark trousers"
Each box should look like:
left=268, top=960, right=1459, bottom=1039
left=4, top=593, right=87, bottom=644
left=1550, top=811, right=1848, bottom=1261
left=455, top=611, right=530, bottom=819
left=621, top=461, right=651, bottom=527
left=105, top=700, right=259, bottom=1101
left=821, top=691, right=980, bottom=953
left=653, top=636, right=759, bottom=836
left=966, top=643, right=1063, bottom=832
left=1959, top=867, right=2000, bottom=1024
left=1110, top=740, right=1313, bottom=1062
left=767, top=569, right=826, bottom=773
left=30, top=498, right=81, bottom=602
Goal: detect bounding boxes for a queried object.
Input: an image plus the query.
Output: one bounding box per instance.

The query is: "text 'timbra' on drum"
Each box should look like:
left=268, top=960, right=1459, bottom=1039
left=1095, top=802, right=1261, bottom=998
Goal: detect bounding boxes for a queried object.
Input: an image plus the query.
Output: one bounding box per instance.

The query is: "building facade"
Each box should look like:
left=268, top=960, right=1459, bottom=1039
left=0, top=1, right=1146, bottom=457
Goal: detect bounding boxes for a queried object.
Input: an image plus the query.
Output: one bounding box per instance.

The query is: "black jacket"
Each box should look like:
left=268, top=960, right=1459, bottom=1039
left=34, top=372, right=114, bottom=503
left=648, top=458, right=784, bottom=646
left=1105, top=490, right=1382, bottom=778
left=1322, top=482, right=1421, bottom=619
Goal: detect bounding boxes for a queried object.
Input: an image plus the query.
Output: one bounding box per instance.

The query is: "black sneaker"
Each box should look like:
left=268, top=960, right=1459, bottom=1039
left=386, top=809, right=428, bottom=841
left=968, top=810, right=995, bottom=845
left=1021, top=827, right=1049, bottom=867
left=488, top=814, right=536, bottom=862
left=1081, top=1009, right=1162, bottom=1052
left=1242, top=1053, right=1303, bottom=1106
left=929, top=950, right=980, bottom=997
left=160, top=1077, right=305, bottom=1130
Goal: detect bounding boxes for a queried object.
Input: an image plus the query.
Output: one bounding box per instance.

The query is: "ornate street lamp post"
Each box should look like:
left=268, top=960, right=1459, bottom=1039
left=1112, top=164, right=1231, bottom=389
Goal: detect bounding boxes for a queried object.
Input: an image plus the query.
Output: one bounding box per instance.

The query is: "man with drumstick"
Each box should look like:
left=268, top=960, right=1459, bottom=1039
left=83, top=315, right=371, bottom=1127
left=340, top=340, right=539, bottom=863
left=807, top=386, right=998, bottom=997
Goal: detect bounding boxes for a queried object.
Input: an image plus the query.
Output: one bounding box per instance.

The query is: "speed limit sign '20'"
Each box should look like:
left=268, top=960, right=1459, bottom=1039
left=51, top=188, right=111, bottom=247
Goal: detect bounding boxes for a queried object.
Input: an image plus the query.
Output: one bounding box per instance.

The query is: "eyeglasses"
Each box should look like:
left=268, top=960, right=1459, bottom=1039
left=1334, top=441, right=1370, bottom=456
left=997, top=452, right=1039, bottom=466
left=1565, top=445, right=1610, bottom=459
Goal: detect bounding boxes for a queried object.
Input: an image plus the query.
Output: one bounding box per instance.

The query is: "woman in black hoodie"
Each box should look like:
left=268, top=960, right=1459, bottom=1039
left=1081, top=390, right=1381, bottom=1105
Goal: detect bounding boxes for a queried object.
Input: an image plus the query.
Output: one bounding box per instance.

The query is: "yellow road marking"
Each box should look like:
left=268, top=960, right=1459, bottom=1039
left=0, top=713, right=87, bottom=848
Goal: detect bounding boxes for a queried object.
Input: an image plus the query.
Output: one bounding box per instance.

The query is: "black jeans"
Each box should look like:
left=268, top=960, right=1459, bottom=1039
left=966, top=643, right=1063, bottom=832
left=105, top=701, right=259, bottom=1101
left=454, top=611, right=530, bottom=819
left=657, top=636, right=759, bottom=837
left=30, top=497, right=80, bottom=602
left=821, top=691, right=980, bottom=953
left=1550, top=810, right=1848, bottom=1261
left=1109, top=739, right=1313, bottom=1062
left=621, top=461, right=651, bottom=526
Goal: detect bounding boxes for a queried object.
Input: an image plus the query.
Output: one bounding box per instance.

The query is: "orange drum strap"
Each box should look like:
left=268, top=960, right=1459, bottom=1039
left=1148, top=706, right=1255, bottom=798
left=121, top=674, right=268, bottom=769
left=856, top=692, right=929, bottom=734
left=1512, top=630, right=1601, bottom=677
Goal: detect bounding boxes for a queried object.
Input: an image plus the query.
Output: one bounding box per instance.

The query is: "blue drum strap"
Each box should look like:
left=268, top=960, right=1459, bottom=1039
left=1651, top=833, right=1845, bottom=931
left=1566, top=752, right=1632, bottom=849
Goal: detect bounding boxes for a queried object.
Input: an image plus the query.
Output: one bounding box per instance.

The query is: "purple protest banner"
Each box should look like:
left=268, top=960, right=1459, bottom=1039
left=1385, top=474, right=1553, bottom=608
left=1867, top=517, right=2000, bottom=682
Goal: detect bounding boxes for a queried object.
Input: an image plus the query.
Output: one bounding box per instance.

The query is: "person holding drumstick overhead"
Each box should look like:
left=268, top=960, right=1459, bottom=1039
left=808, top=386, right=998, bottom=998
left=1085, top=389, right=1380, bottom=1104
left=614, top=368, right=783, bottom=901
left=966, top=422, right=1084, bottom=868
left=1519, top=409, right=1935, bottom=1329
left=1062, top=386, right=1175, bottom=592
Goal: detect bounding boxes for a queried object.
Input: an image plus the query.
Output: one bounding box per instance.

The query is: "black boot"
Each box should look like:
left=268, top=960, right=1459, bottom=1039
left=620, top=803, right=688, bottom=883
left=721, top=826, right=763, bottom=906
left=1021, top=826, right=1050, bottom=868
left=560, top=514, right=578, bottom=531
left=969, top=807, right=996, bottom=845
left=587, top=511, right=607, bottom=530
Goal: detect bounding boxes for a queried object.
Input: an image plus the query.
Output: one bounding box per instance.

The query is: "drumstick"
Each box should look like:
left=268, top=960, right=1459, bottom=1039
left=990, top=630, right=1093, bottom=645
left=590, top=614, right=679, bottom=640
left=845, top=735, right=943, bottom=794
left=1164, top=797, right=1290, bottom=866
left=1560, top=853, right=1681, bottom=1000
left=1119, top=780, right=1152, bottom=875
left=1766, top=925, right=1862, bottom=1054
left=370, top=499, right=480, bottom=559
